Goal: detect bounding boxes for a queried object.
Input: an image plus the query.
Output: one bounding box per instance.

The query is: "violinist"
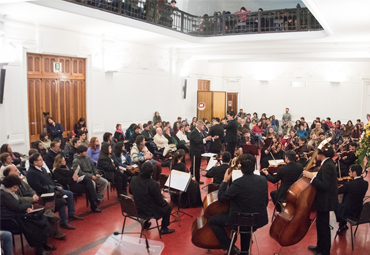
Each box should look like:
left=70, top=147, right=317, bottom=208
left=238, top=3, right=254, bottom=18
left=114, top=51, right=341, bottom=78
left=260, top=135, right=282, bottom=170
left=335, top=164, right=368, bottom=235
left=285, top=130, right=298, bottom=151
left=205, top=151, right=231, bottom=184
left=261, top=150, right=303, bottom=211
left=295, top=138, right=309, bottom=167
left=338, top=135, right=350, bottom=153
left=303, top=143, right=338, bottom=255
left=208, top=154, right=268, bottom=255
left=308, top=123, right=323, bottom=147
left=338, top=142, right=358, bottom=177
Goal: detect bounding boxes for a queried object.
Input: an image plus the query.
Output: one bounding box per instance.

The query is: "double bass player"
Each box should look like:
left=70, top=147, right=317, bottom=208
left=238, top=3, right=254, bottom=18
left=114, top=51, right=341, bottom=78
left=303, top=143, right=338, bottom=255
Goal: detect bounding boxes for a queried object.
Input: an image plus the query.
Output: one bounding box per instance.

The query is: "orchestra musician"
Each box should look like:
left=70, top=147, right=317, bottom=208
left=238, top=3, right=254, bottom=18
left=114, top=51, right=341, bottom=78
left=295, top=137, right=309, bottom=167
left=334, top=164, right=368, bottom=234
left=208, top=154, right=268, bottom=255
left=338, top=135, right=350, bottom=152
left=260, top=135, right=282, bottom=170
left=283, top=130, right=298, bottom=151
left=205, top=151, right=231, bottom=184
left=338, top=142, right=358, bottom=177
left=261, top=150, right=303, bottom=212
left=303, top=143, right=338, bottom=255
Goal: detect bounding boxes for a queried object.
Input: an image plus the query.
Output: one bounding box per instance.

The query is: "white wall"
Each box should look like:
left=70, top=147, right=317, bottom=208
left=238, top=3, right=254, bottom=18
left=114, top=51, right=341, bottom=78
left=186, top=61, right=370, bottom=124
left=0, top=19, right=193, bottom=154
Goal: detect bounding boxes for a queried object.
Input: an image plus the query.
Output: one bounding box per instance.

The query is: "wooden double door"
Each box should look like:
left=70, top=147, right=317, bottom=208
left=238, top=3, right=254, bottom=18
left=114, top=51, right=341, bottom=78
left=27, top=53, right=86, bottom=143
left=197, top=91, right=226, bottom=122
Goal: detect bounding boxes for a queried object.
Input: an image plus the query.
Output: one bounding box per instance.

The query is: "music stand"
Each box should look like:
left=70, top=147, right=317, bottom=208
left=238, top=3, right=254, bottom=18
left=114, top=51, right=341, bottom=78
left=96, top=233, right=164, bottom=255
left=242, top=144, right=260, bottom=169
left=164, top=165, right=193, bottom=226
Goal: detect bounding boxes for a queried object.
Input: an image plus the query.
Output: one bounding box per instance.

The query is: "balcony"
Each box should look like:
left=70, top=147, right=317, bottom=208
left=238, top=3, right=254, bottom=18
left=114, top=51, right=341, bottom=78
left=63, top=0, right=323, bottom=37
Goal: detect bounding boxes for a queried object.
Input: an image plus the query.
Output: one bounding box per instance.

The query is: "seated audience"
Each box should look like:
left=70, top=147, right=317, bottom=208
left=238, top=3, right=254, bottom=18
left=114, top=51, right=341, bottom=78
left=86, top=137, right=100, bottom=164
left=31, top=140, right=47, bottom=158
left=67, top=138, right=81, bottom=167
left=206, top=151, right=231, bottom=184
left=0, top=153, right=15, bottom=180
left=335, top=164, right=368, bottom=234
left=72, top=146, right=108, bottom=202
left=130, top=161, right=175, bottom=235
left=53, top=154, right=101, bottom=213
left=154, top=127, right=176, bottom=156
left=40, top=132, right=52, bottom=152
left=129, top=125, right=141, bottom=145
left=170, top=149, right=202, bottom=208
left=78, top=131, right=89, bottom=147
left=0, top=231, right=13, bottom=255
left=74, top=117, right=88, bottom=136
left=44, top=141, right=62, bottom=171
left=26, top=153, right=83, bottom=230
left=102, top=132, right=116, bottom=151
left=251, top=121, right=264, bottom=145
left=98, top=143, right=128, bottom=196
left=63, top=134, right=74, bottom=162
left=153, top=111, right=162, bottom=125
left=0, top=175, right=54, bottom=255
left=25, top=149, right=51, bottom=173
left=297, top=124, right=308, bottom=138
left=0, top=144, right=22, bottom=166
left=47, top=117, right=64, bottom=142
left=112, top=141, right=133, bottom=175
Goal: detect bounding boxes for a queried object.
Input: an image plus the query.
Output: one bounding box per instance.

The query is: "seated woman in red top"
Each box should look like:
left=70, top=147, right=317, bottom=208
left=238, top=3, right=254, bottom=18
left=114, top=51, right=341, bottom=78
left=252, top=121, right=264, bottom=146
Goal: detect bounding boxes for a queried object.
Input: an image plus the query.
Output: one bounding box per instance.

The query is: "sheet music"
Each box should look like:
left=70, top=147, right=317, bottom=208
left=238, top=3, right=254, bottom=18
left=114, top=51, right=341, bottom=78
left=268, top=159, right=284, bottom=166
left=77, top=175, right=85, bottom=183
left=201, top=153, right=217, bottom=158
left=206, top=158, right=221, bottom=170
left=164, top=170, right=191, bottom=192
left=253, top=170, right=260, bottom=175
left=232, top=170, right=243, bottom=181
left=41, top=193, right=54, bottom=197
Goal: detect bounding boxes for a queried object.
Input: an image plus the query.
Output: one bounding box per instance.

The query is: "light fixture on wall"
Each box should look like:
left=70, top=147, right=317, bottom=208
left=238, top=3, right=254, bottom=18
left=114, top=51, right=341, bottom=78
left=330, top=81, right=340, bottom=85
left=259, top=80, right=269, bottom=83
left=291, top=81, right=307, bottom=87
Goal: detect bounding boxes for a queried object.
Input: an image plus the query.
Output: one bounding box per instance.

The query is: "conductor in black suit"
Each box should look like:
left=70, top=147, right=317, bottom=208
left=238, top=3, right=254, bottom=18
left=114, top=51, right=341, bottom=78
left=303, top=143, right=338, bottom=255
left=261, top=150, right=303, bottom=210
left=335, top=164, right=368, bottom=234
left=130, top=162, right=175, bottom=235
left=222, top=114, right=238, bottom=157
left=208, top=117, right=224, bottom=155
left=209, top=154, right=269, bottom=255
left=189, top=121, right=212, bottom=184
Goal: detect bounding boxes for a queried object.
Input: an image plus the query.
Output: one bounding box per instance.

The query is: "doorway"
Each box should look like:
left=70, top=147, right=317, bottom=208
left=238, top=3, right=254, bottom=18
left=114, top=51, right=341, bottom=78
left=227, top=93, right=238, bottom=116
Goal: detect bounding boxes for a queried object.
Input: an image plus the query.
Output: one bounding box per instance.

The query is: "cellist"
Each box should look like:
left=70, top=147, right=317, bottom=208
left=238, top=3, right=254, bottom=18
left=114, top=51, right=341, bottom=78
left=302, top=143, right=338, bottom=255
left=208, top=154, right=268, bottom=255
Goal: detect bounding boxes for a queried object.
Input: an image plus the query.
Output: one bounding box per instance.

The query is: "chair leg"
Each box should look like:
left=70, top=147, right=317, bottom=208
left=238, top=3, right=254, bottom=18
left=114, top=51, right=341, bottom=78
left=354, top=224, right=359, bottom=236
left=107, top=183, right=110, bottom=200
left=227, top=232, right=237, bottom=255
left=350, top=225, right=354, bottom=250
left=86, top=194, right=89, bottom=208
left=121, top=216, right=127, bottom=234
left=140, top=222, right=144, bottom=239
left=156, top=219, right=162, bottom=239
left=253, top=232, right=260, bottom=255
left=20, top=233, right=25, bottom=255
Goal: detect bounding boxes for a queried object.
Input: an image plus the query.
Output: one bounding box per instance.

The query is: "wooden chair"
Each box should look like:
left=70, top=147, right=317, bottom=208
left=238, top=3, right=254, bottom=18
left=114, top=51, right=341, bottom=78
left=118, top=194, right=162, bottom=239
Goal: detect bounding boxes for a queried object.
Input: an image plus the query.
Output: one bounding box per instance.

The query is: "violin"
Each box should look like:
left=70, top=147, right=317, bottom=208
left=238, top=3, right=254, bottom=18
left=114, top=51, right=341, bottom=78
left=127, top=165, right=140, bottom=175
left=263, top=161, right=286, bottom=175
left=337, top=176, right=353, bottom=185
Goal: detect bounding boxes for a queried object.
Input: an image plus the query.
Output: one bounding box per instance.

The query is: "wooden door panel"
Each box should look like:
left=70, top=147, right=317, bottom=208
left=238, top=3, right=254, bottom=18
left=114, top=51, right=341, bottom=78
left=59, top=57, right=71, bottom=76
left=197, top=91, right=212, bottom=122
left=227, top=93, right=238, bottom=115
left=27, top=54, right=42, bottom=75
left=198, top=79, right=210, bottom=91
left=213, top=92, right=226, bottom=119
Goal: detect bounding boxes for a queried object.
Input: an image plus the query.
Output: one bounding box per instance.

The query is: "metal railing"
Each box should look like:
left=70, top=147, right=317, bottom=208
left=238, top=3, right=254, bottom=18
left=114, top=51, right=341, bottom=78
left=65, top=0, right=323, bottom=36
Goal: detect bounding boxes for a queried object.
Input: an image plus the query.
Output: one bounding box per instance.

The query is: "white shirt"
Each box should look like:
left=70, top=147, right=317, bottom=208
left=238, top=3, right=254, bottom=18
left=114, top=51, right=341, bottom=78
left=176, top=130, right=189, bottom=143
left=25, top=160, right=51, bottom=173
left=196, top=127, right=206, bottom=144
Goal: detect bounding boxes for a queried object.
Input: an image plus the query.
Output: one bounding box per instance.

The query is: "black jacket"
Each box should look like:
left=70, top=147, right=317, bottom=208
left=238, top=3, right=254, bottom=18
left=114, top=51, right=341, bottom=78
left=44, top=149, right=61, bottom=170
left=53, top=166, right=75, bottom=186
left=218, top=173, right=269, bottom=228
left=265, top=161, right=303, bottom=203
left=223, top=119, right=238, bottom=143
left=97, top=155, right=116, bottom=181
left=337, top=177, right=368, bottom=219
left=130, top=175, right=169, bottom=219
left=142, top=130, right=154, bottom=142
left=312, top=158, right=338, bottom=212
left=206, top=163, right=229, bottom=184
left=26, top=165, right=57, bottom=195
left=189, top=128, right=204, bottom=155
left=209, top=124, right=224, bottom=153
left=339, top=151, right=357, bottom=175
left=114, top=131, right=125, bottom=143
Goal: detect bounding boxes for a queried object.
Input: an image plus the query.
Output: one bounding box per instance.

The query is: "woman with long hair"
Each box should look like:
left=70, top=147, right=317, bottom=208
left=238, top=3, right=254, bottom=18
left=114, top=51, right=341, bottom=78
left=346, top=120, right=354, bottom=132
left=153, top=111, right=162, bottom=125
left=86, top=137, right=100, bottom=164
left=112, top=142, right=133, bottom=177
left=31, top=141, right=47, bottom=158
left=170, top=149, right=203, bottom=208
left=260, top=134, right=283, bottom=169
left=74, top=117, right=88, bottom=136
left=351, top=124, right=361, bottom=142
left=40, top=132, right=52, bottom=152
left=0, top=144, right=21, bottom=166
left=53, top=154, right=101, bottom=213
left=98, top=143, right=128, bottom=196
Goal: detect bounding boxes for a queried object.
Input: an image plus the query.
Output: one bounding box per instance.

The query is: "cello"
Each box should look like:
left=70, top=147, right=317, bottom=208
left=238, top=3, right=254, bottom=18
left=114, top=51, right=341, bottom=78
left=270, top=138, right=331, bottom=246
left=191, top=153, right=242, bottom=249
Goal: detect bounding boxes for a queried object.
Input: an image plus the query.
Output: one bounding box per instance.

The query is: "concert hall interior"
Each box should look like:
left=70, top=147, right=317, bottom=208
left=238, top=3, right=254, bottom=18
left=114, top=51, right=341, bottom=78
left=1, top=0, right=370, bottom=255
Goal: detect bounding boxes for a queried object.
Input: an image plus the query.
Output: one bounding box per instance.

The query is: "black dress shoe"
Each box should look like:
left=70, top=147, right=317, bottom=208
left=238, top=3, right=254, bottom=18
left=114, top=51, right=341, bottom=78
left=308, top=245, right=319, bottom=251
left=60, top=223, right=75, bottom=230
left=35, top=248, right=52, bottom=255
left=69, top=215, right=83, bottom=221
left=91, top=208, right=102, bottom=213
left=198, top=181, right=204, bottom=185
left=160, top=228, right=175, bottom=235
left=43, top=242, right=57, bottom=251
left=52, top=231, right=66, bottom=240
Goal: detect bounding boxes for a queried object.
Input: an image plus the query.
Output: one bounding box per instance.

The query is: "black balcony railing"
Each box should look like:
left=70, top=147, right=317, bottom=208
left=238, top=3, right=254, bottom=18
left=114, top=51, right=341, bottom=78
left=65, top=0, right=323, bottom=36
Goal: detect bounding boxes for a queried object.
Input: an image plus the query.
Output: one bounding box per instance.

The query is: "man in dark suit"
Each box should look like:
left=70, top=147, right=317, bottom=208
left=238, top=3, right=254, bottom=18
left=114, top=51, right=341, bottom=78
left=209, top=154, right=269, bottom=255
left=130, top=162, right=175, bottom=235
left=222, top=114, right=238, bottom=157
left=189, top=121, right=212, bottom=184
left=261, top=150, right=303, bottom=210
left=338, top=142, right=358, bottom=177
left=303, top=143, right=338, bottom=255
left=335, top=164, right=368, bottom=234
left=206, top=151, right=231, bottom=184
left=44, top=141, right=61, bottom=170
left=208, top=117, right=224, bottom=154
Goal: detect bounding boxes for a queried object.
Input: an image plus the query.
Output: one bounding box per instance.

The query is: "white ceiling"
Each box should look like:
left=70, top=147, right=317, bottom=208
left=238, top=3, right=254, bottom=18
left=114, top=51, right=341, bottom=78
left=0, top=0, right=369, bottom=62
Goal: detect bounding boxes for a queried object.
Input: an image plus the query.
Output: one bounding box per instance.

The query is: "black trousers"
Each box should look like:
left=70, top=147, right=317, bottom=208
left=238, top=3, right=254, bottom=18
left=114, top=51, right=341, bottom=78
left=69, top=178, right=98, bottom=209
left=226, top=142, right=237, bottom=157
left=316, top=210, right=331, bottom=255
left=190, top=151, right=201, bottom=182
left=114, top=171, right=128, bottom=195
left=209, top=214, right=251, bottom=252
left=160, top=204, right=172, bottom=229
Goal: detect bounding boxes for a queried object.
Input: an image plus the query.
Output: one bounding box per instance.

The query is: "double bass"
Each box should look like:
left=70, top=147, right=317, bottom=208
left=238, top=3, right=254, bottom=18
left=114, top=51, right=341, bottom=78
left=191, top=153, right=242, bottom=249
left=270, top=138, right=331, bottom=246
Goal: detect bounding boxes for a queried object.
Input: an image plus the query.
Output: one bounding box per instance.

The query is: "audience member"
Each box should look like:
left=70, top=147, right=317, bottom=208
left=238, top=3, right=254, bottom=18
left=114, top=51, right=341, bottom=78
left=86, top=137, right=101, bottom=164
left=44, top=141, right=62, bottom=170
left=0, top=144, right=21, bottom=166
left=47, top=117, right=64, bottom=142
left=74, top=117, right=88, bottom=136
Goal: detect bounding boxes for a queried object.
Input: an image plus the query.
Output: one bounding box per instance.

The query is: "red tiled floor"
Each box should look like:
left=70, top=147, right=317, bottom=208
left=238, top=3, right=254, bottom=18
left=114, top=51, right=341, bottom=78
left=13, top=155, right=370, bottom=255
